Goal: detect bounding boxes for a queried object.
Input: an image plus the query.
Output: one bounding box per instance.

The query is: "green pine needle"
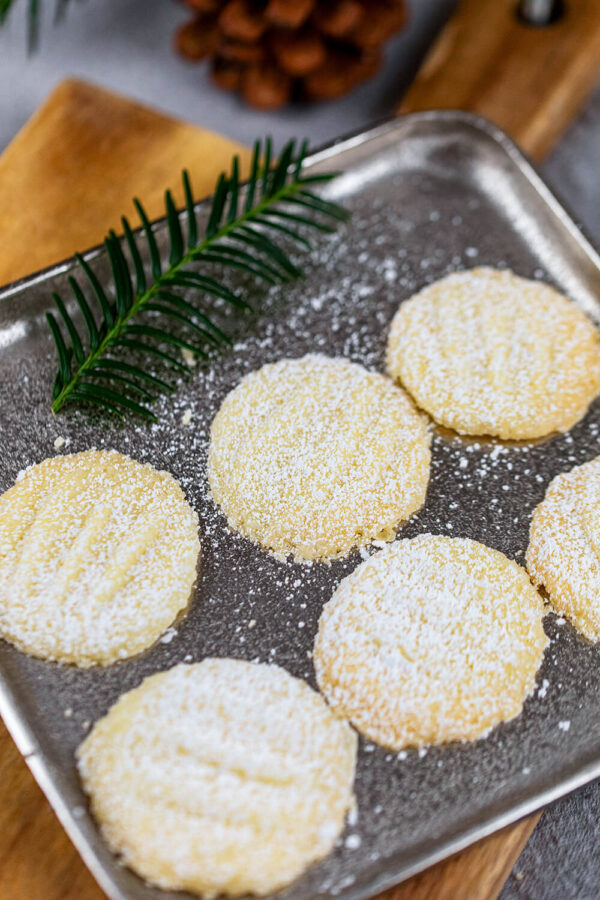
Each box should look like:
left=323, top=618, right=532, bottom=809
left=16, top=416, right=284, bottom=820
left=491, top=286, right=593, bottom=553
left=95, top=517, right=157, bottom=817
left=0, top=0, right=80, bottom=51
left=46, top=137, right=349, bottom=421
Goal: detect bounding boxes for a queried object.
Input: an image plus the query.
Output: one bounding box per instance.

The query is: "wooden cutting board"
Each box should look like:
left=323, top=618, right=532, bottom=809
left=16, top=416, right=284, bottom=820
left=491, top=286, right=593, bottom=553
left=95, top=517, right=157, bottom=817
left=399, top=0, right=600, bottom=160
left=1, top=0, right=599, bottom=896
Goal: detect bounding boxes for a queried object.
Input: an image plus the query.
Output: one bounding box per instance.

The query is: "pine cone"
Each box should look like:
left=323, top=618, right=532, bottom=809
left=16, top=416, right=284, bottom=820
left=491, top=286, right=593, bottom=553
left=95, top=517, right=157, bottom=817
left=175, top=0, right=408, bottom=109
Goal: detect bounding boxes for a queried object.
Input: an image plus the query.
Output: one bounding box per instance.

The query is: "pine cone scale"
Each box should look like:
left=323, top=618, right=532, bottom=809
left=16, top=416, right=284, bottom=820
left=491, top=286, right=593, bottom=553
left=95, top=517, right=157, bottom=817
left=175, top=0, right=408, bottom=108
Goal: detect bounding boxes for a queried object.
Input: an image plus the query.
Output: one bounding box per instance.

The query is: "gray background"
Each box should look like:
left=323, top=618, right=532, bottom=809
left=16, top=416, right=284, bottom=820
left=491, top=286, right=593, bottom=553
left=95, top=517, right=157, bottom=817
left=1, top=1, right=599, bottom=898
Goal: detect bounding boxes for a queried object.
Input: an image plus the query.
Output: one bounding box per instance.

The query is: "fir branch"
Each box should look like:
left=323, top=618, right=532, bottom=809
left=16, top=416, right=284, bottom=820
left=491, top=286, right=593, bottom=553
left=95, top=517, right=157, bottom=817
left=46, top=137, right=349, bottom=421
left=0, top=0, right=79, bottom=51
left=0, top=0, right=19, bottom=21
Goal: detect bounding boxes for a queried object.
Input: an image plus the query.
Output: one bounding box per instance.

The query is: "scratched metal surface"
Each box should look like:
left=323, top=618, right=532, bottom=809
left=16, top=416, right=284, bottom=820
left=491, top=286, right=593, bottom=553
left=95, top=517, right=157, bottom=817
left=1, top=113, right=600, bottom=900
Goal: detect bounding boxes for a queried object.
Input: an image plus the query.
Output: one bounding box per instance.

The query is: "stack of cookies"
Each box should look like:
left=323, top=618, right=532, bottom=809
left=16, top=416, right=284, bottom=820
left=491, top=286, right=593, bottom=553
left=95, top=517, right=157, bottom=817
left=175, top=0, right=408, bottom=108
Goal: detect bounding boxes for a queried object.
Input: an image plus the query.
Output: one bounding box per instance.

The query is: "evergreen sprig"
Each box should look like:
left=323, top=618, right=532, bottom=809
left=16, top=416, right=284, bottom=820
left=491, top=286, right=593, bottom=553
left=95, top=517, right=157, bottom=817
left=0, top=0, right=78, bottom=50
left=46, top=137, right=349, bottom=421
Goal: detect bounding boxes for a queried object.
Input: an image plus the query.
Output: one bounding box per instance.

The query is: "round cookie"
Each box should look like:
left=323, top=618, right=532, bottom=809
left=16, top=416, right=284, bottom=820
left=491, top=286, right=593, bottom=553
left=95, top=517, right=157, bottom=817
left=527, top=456, right=600, bottom=641
left=77, top=658, right=358, bottom=897
left=208, top=354, right=431, bottom=561
left=0, top=450, right=199, bottom=666
left=314, top=535, right=547, bottom=749
left=386, top=267, right=600, bottom=440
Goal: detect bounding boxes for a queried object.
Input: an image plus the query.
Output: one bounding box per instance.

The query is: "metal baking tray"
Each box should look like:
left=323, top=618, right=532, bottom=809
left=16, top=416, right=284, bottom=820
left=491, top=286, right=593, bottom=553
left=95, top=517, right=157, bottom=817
left=2, top=112, right=600, bottom=900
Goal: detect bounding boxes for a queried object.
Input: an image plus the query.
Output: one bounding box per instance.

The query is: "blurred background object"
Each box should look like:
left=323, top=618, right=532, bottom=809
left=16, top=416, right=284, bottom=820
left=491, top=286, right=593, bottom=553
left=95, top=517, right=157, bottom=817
left=0, top=0, right=457, bottom=152
left=175, top=0, right=408, bottom=108
left=517, top=0, right=564, bottom=26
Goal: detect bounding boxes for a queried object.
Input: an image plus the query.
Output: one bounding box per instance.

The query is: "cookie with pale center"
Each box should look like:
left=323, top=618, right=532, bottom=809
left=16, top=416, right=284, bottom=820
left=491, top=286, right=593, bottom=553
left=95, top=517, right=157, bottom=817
left=527, top=455, right=600, bottom=641
left=386, top=267, right=600, bottom=439
left=208, top=354, right=431, bottom=561
left=314, top=534, right=548, bottom=749
left=77, top=658, right=358, bottom=897
left=0, top=449, right=200, bottom=666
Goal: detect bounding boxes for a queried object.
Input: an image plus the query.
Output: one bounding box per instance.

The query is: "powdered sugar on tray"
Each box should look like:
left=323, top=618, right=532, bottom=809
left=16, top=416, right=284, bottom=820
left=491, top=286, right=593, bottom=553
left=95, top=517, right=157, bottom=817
left=1, top=143, right=599, bottom=900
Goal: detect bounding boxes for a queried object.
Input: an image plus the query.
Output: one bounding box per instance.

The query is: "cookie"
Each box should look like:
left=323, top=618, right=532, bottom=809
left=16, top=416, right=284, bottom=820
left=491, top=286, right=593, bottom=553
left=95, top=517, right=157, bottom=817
left=314, top=535, right=547, bottom=748
left=0, top=450, right=199, bottom=666
left=386, top=268, right=600, bottom=439
left=208, top=354, right=430, bottom=561
left=77, top=659, right=357, bottom=896
left=527, top=455, right=600, bottom=640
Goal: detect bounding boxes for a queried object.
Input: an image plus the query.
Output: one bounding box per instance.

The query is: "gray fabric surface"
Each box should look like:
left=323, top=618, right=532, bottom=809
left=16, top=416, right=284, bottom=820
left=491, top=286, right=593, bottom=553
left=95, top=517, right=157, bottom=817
left=500, top=780, right=600, bottom=900
left=1, top=2, right=599, bottom=898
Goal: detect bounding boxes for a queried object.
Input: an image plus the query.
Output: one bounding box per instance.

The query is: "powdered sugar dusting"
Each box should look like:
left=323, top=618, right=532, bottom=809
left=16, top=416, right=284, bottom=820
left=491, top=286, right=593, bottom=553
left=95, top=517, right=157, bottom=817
left=207, top=355, right=430, bottom=562
left=387, top=268, right=600, bottom=439
left=527, top=456, right=600, bottom=640
left=0, top=450, right=200, bottom=666
left=77, top=659, right=357, bottom=896
left=315, top=535, right=548, bottom=749
left=0, top=125, right=599, bottom=899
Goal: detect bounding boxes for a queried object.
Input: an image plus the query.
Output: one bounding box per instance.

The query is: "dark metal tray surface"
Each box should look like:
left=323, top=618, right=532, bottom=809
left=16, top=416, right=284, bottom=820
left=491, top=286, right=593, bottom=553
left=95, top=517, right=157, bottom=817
left=1, top=112, right=600, bottom=900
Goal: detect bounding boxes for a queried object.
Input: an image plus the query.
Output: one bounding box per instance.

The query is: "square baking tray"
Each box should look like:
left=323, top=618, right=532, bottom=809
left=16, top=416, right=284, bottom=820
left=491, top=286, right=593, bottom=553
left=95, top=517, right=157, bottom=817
left=2, top=112, right=600, bottom=900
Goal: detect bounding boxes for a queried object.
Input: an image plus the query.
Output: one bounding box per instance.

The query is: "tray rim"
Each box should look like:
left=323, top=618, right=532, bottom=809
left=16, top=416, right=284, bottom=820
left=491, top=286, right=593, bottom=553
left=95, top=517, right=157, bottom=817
left=2, top=108, right=600, bottom=301
left=2, top=108, right=600, bottom=900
